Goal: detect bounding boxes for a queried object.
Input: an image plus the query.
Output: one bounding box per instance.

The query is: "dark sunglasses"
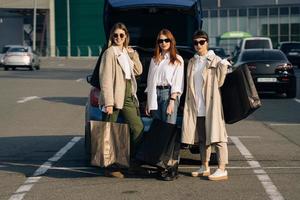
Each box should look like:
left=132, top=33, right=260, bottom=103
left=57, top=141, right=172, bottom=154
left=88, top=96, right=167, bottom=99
left=194, top=40, right=207, bottom=46
left=158, top=38, right=171, bottom=44
left=113, top=33, right=125, bottom=39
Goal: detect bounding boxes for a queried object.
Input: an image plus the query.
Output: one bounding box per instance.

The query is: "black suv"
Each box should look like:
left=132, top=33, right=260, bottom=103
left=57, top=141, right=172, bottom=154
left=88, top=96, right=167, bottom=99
left=278, top=42, right=300, bottom=68
left=85, top=0, right=203, bottom=154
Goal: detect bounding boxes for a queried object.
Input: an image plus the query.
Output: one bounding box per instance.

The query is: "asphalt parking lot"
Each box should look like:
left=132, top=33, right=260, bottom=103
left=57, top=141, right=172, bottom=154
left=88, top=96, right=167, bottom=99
left=0, top=58, right=299, bottom=200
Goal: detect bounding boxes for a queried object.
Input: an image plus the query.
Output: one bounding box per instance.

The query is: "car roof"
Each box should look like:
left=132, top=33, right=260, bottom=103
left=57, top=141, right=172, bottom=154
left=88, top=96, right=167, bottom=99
left=279, top=41, right=300, bottom=44
left=242, top=49, right=282, bottom=53
left=108, top=0, right=198, bottom=8
left=243, top=37, right=271, bottom=40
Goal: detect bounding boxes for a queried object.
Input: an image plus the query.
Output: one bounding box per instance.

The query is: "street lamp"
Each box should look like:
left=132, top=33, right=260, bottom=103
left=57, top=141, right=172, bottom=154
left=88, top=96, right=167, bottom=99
left=33, top=0, right=37, bottom=51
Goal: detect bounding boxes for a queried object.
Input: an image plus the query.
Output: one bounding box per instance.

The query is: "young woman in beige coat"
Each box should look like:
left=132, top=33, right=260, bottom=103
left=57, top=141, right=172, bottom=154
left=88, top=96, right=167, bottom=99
left=99, top=22, right=143, bottom=178
left=181, top=30, right=231, bottom=181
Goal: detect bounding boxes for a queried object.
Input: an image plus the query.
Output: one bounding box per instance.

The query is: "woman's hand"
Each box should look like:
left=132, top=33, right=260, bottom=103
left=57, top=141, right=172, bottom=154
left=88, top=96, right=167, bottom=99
left=166, top=100, right=175, bottom=115
left=105, top=106, right=113, bottom=115
left=145, top=104, right=151, bottom=116
left=127, top=47, right=134, bottom=53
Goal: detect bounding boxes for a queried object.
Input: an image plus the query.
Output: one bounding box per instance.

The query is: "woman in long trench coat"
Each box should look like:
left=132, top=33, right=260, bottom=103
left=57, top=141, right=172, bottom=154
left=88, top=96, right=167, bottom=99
left=181, top=30, right=231, bottom=181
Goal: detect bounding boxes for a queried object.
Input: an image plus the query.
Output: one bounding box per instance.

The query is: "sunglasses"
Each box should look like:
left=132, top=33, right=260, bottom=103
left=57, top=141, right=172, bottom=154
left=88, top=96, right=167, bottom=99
left=113, top=33, right=125, bottom=39
left=194, top=40, right=207, bottom=46
left=158, top=38, right=171, bottom=44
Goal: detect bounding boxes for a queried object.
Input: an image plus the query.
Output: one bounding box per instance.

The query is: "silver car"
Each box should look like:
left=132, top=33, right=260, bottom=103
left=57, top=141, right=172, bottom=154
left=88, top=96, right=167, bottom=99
left=2, top=45, right=40, bottom=71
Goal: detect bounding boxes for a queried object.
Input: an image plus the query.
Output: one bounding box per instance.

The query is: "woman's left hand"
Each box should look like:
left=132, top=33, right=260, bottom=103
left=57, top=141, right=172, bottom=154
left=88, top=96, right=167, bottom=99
left=127, top=47, right=134, bottom=53
left=166, top=100, right=175, bottom=115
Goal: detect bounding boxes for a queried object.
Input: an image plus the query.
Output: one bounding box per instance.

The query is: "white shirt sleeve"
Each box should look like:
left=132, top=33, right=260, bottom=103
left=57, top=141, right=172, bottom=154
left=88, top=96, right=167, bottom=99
left=171, top=56, right=184, bottom=94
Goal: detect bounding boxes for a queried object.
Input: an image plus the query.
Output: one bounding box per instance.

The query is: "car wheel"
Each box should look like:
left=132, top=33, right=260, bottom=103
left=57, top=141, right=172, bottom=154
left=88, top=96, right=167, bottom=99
left=4, top=67, right=8, bottom=71
left=29, top=66, right=34, bottom=71
left=12, top=67, right=16, bottom=70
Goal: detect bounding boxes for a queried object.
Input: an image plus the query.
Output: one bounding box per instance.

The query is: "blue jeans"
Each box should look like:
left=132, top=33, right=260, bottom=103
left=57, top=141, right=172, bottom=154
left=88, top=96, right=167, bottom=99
left=151, top=88, right=179, bottom=124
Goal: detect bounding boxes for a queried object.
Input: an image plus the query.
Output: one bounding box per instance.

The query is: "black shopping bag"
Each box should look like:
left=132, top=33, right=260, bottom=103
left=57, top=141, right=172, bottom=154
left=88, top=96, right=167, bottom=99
left=90, top=120, right=130, bottom=168
left=221, top=65, right=261, bottom=124
left=136, top=119, right=180, bottom=169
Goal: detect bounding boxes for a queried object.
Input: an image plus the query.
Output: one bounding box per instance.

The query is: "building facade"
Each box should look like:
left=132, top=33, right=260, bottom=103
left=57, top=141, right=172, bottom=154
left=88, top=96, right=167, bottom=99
left=202, top=0, right=300, bottom=53
left=0, top=0, right=299, bottom=57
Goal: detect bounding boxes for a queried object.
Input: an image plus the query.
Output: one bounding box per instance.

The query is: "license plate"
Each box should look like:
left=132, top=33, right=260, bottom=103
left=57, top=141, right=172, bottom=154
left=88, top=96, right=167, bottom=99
left=257, top=78, right=277, bottom=82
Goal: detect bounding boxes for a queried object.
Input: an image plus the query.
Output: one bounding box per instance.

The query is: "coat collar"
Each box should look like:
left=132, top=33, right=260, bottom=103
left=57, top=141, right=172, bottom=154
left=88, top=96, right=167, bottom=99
left=191, top=50, right=217, bottom=68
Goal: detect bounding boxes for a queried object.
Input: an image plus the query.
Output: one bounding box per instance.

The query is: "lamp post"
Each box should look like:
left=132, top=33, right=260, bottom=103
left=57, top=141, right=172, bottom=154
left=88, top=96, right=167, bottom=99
left=33, top=0, right=37, bottom=51
left=67, top=0, right=71, bottom=57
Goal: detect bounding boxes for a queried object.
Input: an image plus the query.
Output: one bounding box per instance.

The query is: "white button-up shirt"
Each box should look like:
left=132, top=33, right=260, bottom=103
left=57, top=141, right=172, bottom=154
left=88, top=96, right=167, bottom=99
left=112, top=46, right=133, bottom=80
left=193, top=54, right=206, bottom=116
left=145, top=53, right=184, bottom=110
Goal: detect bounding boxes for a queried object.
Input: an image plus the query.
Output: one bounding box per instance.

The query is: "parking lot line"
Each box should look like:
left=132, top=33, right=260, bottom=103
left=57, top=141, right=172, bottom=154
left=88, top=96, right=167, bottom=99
left=230, top=136, right=284, bottom=200
left=8, top=137, right=81, bottom=200
left=17, top=96, right=40, bottom=104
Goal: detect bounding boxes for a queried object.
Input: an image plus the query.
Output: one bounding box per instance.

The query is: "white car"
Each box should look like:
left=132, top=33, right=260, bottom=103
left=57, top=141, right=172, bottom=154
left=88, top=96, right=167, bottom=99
left=2, top=45, right=40, bottom=71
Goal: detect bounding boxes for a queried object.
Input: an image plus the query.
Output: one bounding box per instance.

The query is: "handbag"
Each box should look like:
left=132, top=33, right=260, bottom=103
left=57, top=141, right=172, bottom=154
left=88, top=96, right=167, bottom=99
left=221, top=65, right=262, bottom=124
left=136, top=119, right=180, bottom=169
left=90, top=120, right=130, bottom=168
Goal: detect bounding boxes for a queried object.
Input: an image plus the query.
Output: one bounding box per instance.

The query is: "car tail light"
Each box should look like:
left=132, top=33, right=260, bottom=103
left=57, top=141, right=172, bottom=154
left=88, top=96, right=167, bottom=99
left=276, top=63, right=293, bottom=70
left=90, top=87, right=100, bottom=107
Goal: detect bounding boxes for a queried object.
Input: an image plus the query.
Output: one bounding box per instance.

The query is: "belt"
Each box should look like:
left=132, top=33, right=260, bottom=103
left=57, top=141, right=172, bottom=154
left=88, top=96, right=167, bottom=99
left=156, top=85, right=171, bottom=89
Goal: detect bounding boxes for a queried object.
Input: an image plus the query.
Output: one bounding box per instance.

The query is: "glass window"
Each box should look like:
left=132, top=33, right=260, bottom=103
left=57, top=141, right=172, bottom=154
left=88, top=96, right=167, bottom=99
left=261, top=24, right=268, bottom=36
left=280, top=24, right=289, bottom=35
left=259, top=8, right=267, bottom=16
left=220, top=9, right=227, bottom=17
left=239, top=9, right=247, bottom=17
left=269, top=8, right=278, bottom=16
left=249, top=8, right=257, bottom=16
left=229, top=9, right=237, bottom=17
left=203, top=10, right=208, bottom=18
left=280, top=36, right=289, bottom=42
left=270, top=24, right=278, bottom=35
left=280, top=7, right=289, bottom=15
left=291, top=23, right=300, bottom=34
left=211, top=10, right=218, bottom=17
left=291, top=36, right=300, bottom=41
left=291, top=7, right=300, bottom=15
left=241, top=51, right=286, bottom=61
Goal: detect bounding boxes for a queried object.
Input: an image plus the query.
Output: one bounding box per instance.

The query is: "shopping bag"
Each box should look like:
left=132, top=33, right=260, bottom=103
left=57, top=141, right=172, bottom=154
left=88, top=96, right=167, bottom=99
left=90, top=120, right=130, bottom=168
left=221, top=65, right=261, bottom=124
left=136, top=119, right=180, bottom=169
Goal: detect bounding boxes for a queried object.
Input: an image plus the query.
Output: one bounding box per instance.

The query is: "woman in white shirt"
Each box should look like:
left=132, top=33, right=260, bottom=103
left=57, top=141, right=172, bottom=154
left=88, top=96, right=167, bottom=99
left=145, top=29, right=184, bottom=124
left=145, top=29, right=184, bottom=181
left=181, top=30, right=231, bottom=181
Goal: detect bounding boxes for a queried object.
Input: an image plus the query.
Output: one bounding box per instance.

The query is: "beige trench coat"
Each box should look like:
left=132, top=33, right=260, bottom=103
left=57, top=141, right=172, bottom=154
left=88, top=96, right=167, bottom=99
left=99, top=46, right=143, bottom=109
left=181, top=52, right=229, bottom=145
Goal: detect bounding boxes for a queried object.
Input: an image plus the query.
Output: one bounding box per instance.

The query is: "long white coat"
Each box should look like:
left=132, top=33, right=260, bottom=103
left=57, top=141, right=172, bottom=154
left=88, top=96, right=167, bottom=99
left=181, top=51, right=229, bottom=145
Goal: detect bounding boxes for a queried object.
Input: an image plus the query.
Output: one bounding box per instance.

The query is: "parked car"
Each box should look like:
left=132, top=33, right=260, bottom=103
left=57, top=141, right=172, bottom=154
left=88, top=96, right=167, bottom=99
left=232, top=37, right=273, bottom=62
left=1, top=45, right=40, bottom=71
left=233, top=49, right=296, bottom=98
left=0, top=45, right=15, bottom=66
left=278, top=41, right=300, bottom=68
left=85, top=0, right=208, bottom=156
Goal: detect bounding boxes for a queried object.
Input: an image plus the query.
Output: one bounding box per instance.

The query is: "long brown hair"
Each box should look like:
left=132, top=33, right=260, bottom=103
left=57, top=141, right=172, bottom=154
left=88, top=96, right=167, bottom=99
left=108, top=22, right=130, bottom=48
left=153, top=29, right=181, bottom=65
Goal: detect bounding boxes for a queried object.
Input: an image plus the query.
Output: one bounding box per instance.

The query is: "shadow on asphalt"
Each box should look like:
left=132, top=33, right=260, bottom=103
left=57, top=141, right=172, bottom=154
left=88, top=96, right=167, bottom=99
left=0, top=135, right=207, bottom=180
left=42, top=97, right=87, bottom=106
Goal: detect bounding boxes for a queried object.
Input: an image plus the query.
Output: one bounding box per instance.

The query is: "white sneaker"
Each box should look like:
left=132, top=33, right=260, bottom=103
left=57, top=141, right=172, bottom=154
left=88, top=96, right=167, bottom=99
left=191, top=165, right=210, bottom=177
left=208, top=169, right=228, bottom=181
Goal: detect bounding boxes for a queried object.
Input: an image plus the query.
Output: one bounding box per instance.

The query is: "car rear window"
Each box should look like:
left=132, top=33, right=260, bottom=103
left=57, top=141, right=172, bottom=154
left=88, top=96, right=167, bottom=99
left=8, top=47, right=29, bottom=53
left=244, top=40, right=271, bottom=49
left=280, top=43, right=300, bottom=53
left=241, top=51, right=287, bottom=61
